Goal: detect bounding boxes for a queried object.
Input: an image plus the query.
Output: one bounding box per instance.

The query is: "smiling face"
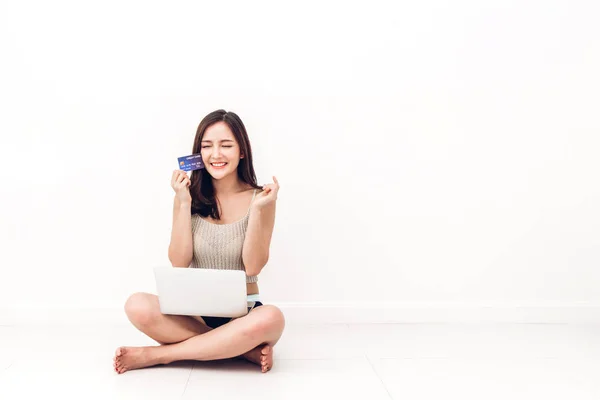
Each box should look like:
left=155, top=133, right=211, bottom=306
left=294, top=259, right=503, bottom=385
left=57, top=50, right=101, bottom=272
left=200, top=121, right=244, bottom=179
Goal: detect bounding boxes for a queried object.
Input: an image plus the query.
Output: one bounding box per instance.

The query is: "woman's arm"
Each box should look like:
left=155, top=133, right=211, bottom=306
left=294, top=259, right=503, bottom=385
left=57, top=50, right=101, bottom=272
left=242, top=201, right=276, bottom=276
left=168, top=197, right=194, bottom=267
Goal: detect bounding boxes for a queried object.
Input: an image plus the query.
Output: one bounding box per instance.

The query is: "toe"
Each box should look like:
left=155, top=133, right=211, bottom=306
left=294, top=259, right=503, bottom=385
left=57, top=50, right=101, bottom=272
left=261, top=345, right=271, bottom=355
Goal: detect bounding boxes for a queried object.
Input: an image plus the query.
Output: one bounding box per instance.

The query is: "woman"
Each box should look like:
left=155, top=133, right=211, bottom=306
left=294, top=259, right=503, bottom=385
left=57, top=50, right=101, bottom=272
left=113, top=109, right=285, bottom=374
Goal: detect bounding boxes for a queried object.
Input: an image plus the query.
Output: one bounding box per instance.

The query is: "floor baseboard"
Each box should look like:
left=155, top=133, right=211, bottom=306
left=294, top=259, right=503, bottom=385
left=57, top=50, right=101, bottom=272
left=1, top=302, right=599, bottom=326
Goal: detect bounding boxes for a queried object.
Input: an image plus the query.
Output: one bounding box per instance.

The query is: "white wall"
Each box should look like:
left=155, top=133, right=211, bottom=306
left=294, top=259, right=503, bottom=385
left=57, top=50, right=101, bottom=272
left=1, top=0, right=599, bottom=321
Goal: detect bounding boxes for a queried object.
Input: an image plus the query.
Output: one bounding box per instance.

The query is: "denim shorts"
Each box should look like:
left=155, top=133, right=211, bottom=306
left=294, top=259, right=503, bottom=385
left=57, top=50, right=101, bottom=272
left=201, top=301, right=263, bottom=329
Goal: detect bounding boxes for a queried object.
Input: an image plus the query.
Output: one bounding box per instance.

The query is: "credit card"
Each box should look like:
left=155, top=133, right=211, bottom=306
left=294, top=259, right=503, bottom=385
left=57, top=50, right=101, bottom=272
left=178, top=154, right=205, bottom=171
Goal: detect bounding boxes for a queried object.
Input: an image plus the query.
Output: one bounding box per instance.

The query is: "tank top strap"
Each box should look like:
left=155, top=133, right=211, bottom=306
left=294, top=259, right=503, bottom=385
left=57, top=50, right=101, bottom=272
left=246, top=189, right=257, bottom=216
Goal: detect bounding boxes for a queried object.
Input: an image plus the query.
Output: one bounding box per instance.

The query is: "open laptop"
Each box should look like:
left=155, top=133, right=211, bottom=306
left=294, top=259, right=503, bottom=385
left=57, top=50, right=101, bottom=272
left=153, top=267, right=248, bottom=318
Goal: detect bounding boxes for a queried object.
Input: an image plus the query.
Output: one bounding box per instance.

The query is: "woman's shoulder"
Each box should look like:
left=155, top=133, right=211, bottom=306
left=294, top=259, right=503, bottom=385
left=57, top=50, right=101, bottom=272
left=242, top=185, right=263, bottom=196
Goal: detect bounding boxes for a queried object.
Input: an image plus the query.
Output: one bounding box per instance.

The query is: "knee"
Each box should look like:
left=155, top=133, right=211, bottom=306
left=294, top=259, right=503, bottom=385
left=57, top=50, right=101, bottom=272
left=251, top=306, right=285, bottom=337
left=124, top=292, right=160, bottom=326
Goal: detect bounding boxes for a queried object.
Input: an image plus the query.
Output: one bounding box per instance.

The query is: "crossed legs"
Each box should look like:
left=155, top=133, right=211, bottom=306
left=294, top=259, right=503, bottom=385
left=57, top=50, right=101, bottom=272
left=114, top=292, right=285, bottom=373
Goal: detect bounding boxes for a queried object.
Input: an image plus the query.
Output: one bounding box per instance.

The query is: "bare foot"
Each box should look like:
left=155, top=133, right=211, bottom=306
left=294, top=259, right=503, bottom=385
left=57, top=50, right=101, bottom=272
left=242, top=344, right=273, bottom=372
left=113, top=346, right=158, bottom=374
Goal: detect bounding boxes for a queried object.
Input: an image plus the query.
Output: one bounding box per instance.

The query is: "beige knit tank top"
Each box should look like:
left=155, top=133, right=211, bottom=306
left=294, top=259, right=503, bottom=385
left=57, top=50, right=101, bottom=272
left=188, top=189, right=258, bottom=284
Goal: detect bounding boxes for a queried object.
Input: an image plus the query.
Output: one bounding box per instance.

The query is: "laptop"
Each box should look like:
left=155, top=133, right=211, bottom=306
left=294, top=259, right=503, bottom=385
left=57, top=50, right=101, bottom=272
left=153, top=267, right=249, bottom=318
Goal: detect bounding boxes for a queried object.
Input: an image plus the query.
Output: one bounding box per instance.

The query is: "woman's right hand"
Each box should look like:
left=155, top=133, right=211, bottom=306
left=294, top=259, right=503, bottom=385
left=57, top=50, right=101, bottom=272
left=171, top=170, right=192, bottom=205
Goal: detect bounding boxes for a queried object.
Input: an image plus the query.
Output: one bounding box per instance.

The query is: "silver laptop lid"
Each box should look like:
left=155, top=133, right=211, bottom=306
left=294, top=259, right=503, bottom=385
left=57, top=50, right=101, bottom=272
left=153, top=267, right=248, bottom=318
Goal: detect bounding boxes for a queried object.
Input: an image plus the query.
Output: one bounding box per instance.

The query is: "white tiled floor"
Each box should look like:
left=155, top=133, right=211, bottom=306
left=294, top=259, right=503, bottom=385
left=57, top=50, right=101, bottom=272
left=1, top=323, right=600, bottom=399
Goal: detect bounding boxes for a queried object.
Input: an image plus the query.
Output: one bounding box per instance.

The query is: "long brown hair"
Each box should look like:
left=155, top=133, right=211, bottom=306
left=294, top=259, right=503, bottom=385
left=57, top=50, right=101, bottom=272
left=189, top=109, right=262, bottom=219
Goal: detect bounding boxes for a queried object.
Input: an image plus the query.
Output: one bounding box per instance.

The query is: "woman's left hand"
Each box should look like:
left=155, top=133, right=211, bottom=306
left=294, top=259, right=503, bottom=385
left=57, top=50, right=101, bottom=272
left=253, top=176, right=280, bottom=209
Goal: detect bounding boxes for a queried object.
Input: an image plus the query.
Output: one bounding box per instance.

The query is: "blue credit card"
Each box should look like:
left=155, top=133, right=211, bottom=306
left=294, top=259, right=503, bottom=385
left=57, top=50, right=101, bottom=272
left=178, top=154, right=205, bottom=171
